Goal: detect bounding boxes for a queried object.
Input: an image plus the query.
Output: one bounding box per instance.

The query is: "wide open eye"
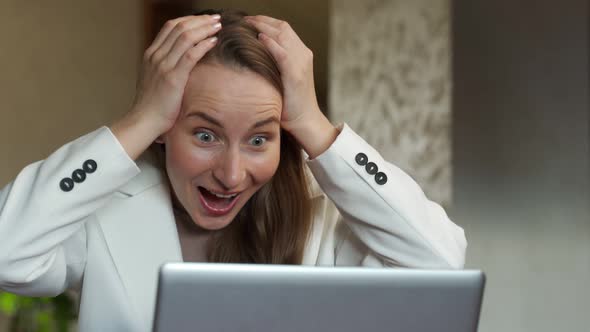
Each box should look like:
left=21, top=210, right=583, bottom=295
left=249, top=136, right=267, bottom=147
left=195, top=131, right=217, bottom=143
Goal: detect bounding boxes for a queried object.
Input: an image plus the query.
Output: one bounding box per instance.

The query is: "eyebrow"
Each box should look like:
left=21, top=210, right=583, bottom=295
left=186, top=111, right=280, bottom=129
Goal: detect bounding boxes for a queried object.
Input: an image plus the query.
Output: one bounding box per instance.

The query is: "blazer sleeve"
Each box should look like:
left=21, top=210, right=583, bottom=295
left=0, top=127, right=140, bottom=296
left=306, top=124, right=466, bottom=269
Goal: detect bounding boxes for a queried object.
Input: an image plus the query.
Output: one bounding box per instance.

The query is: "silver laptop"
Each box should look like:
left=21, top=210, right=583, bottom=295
left=153, top=263, right=485, bottom=332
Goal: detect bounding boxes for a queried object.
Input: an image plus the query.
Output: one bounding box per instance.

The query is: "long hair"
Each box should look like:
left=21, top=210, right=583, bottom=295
left=151, top=9, right=314, bottom=264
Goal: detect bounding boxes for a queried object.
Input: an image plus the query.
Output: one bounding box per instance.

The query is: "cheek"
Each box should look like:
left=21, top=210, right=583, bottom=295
left=247, top=145, right=281, bottom=185
left=165, top=137, right=215, bottom=183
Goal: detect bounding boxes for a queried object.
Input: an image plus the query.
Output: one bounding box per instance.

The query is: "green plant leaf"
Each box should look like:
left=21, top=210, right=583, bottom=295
left=36, top=310, right=52, bottom=332
left=20, top=296, right=33, bottom=308
left=0, top=292, right=18, bottom=316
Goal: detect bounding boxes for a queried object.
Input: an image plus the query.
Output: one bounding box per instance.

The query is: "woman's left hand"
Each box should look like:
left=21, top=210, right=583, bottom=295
left=245, top=15, right=338, bottom=158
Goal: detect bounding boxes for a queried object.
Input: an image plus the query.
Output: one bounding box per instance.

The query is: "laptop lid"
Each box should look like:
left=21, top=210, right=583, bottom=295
left=153, top=263, right=485, bottom=332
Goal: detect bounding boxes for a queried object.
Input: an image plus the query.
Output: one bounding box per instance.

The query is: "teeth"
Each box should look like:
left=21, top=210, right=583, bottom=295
left=204, top=188, right=238, bottom=198
left=213, top=192, right=237, bottom=199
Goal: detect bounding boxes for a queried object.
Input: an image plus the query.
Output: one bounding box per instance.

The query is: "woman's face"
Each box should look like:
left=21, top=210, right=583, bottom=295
left=161, top=62, right=282, bottom=230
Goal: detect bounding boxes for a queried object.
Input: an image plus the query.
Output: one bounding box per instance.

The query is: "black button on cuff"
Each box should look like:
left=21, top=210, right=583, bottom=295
left=60, top=178, right=74, bottom=192
left=365, top=162, right=378, bottom=175
left=355, top=153, right=368, bottom=166
left=375, top=172, right=388, bottom=185
left=83, top=159, right=98, bottom=173
left=72, top=169, right=87, bottom=183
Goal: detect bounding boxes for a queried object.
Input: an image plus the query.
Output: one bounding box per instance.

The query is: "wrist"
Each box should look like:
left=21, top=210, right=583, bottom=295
left=283, top=109, right=339, bottom=159
left=110, top=109, right=163, bottom=160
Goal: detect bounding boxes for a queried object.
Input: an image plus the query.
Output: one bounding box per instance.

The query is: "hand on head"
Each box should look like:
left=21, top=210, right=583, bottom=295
left=132, top=14, right=222, bottom=136
left=244, top=15, right=321, bottom=133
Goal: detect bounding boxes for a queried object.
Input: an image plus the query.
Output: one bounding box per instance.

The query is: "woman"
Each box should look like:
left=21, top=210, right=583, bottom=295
left=0, top=10, right=466, bottom=331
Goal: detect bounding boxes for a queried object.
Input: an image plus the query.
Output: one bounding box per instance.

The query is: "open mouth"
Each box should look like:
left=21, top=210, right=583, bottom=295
left=197, top=186, right=241, bottom=216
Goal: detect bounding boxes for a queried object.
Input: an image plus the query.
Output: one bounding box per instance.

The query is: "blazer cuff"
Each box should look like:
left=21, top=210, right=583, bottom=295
left=42, top=126, right=142, bottom=196
left=306, top=122, right=384, bottom=187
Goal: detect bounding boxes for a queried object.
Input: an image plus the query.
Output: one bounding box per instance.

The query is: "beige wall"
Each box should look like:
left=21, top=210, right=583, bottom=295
left=0, top=0, right=142, bottom=186
left=329, top=0, right=452, bottom=206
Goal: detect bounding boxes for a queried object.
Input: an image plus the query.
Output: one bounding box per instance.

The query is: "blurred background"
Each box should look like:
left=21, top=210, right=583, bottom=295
left=0, top=0, right=588, bottom=331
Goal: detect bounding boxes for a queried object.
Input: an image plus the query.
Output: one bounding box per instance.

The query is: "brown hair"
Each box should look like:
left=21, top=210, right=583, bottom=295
left=151, top=9, right=314, bottom=264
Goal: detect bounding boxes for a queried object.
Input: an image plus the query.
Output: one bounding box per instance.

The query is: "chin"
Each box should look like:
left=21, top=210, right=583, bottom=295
left=191, top=213, right=236, bottom=231
left=189, top=197, right=247, bottom=231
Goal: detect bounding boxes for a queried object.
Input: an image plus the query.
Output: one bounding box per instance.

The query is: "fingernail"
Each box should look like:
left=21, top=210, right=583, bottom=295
left=213, top=22, right=222, bottom=29
left=210, top=37, right=218, bottom=43
left=212, top=14, right=221, bottom=20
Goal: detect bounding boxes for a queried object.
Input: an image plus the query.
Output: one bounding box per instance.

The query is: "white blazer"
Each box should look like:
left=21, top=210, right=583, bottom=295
left=0, top=124, right=466, bottom=331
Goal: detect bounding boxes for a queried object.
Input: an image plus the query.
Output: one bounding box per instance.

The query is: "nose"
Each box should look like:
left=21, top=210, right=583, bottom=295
left=212, top=148, right=246, bottom=191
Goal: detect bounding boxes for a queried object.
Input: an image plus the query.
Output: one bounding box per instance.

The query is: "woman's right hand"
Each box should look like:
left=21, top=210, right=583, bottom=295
left=111, top=14, right=222, bottom=160
left=133, top=14, right=222, bottom=133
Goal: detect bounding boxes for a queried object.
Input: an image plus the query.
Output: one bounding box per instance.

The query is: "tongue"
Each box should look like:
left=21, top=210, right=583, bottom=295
left=201, top=188, right=233, bottom=209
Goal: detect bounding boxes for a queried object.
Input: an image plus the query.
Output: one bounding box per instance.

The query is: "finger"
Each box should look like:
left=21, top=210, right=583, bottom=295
left=246, top=15, right=283, bottom=29
left=146, top=16, right=194, bottom=57
left=165, top=22, right=222, bottom=68
left=247, top=18, right=281, bottom=39
left=258, top=33, right=288, bottom=67
left=157, top=15, right=220, bottom=59
left=175, top=36, right=219, bottom=73
left=152, top=15, right=220, bottom=62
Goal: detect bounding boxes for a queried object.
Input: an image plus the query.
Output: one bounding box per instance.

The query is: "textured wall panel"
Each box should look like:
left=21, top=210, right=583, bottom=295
left=330, top=0, right=451, bottom=206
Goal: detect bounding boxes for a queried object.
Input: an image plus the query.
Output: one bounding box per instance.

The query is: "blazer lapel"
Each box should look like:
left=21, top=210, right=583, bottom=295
left=97, top=159, right=182, bottom=327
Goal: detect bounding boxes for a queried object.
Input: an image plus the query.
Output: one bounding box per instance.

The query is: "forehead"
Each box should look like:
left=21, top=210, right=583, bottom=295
left=182, top=62, right=282, bottom=115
